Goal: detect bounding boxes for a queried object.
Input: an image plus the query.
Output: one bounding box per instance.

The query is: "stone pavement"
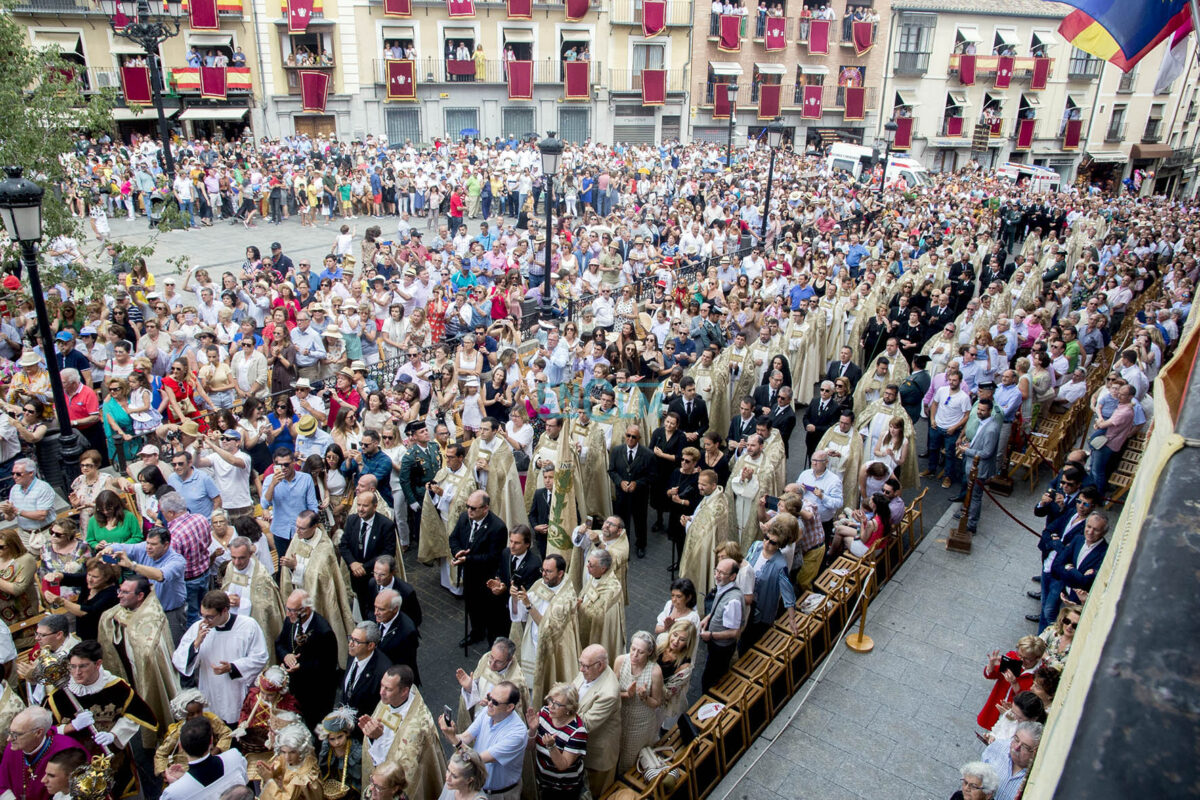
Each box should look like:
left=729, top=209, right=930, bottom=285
left=712, top=482, right=1046, bottom=800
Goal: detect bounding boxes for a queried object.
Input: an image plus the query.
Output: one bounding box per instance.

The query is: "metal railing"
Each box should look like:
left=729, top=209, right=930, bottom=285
left=939, top=115, right=967, bottom=137
left=1105, top=121, right=1127, bottom=142
left=894, top=51, right=930, bottom=75
left=1068, top=56, right=1102, bottom=80
left=789, top=83, right=877, bottom=111
left=375, top=57, right=593, bottom=85
left=610, top=0, right=691, bottom=25
left=1141, top=120, right=1163, bottom=143
left=607, top=68, right=688, bottom=93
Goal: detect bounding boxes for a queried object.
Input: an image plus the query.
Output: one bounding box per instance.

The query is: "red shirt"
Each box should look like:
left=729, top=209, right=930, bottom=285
left=977, top=653, right=1037, bottom=730
left=449, top=192, right=465, bottom=219
left=66, top=384, right=99, bottom=424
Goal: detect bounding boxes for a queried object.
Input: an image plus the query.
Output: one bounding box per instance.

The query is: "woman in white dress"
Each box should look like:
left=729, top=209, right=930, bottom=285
left=615, top=631, right=665, bottom=775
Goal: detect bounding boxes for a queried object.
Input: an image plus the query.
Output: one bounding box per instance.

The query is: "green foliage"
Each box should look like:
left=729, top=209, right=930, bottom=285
left=0, top=0, right=118, bottom=298
left=155, top=201, right=192, bottom=232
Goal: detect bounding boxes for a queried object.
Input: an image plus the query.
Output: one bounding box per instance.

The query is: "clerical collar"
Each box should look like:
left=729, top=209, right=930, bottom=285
left=545, top=579, right=566, bottom=594
left=386, top=692, right=415, bottom=719
left=479, top=438, right=498, bottom=452
left=215, top=614, right=238, bottom=632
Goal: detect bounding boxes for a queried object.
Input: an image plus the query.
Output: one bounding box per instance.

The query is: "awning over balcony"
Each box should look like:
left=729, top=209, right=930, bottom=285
left=187, top=33, right=234, bottom=48
left=710, top=61, right=743, bottom=77
left=110, top=39, right=145, bottom=55
left=1131, top=144, right=1172, bottom=160
left=947, top=91, right=967, bottom=107
left=894, top=90, right=918, bottom=107
left=994, top=29, right=1019, bottom=47
left=799, top=64, right=829, bottom=75
left=112, top=107, right=179, bottom=121
left=444, top=26, right=475, bottom=38
left=1022, top=94, right=1040, bottom=107
left=30, top=31, right=81, bottom=52
left=754, top=62, right=786, bottom=76
left=502, top=28, right=534, bottom=42
left=955, top=26, right=981, bottom=44
left=561, top=29, right=591, bottom=41
left=382, top=24, right=415, bottom=40
left=180, top=106, right=249, bottom=120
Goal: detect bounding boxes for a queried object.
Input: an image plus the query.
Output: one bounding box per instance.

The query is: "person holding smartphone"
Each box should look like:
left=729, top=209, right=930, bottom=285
left=977, top=636, right=1047, bottom=731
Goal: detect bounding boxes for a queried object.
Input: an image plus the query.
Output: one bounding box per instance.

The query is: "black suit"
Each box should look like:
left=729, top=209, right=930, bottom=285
left=377, top=611, right=421, bottom=685
left=728, top=414, right=757, bottom=453
left=368, top=577, right=423, bottom=629
left=488, top=547, right=542, bottom=643
left=768, top=402, right=797, bottom=458
left=448, top=510, right=508, bottom=641
left=608, top=443, right=655, bottom=550
left=802, top=396, right=841, bottom=466
left=667, top=396, right=709, bottom=439
left=751, top=385, right=783, bottom=417
left=529, top=487, right=551, bottom=556
left=339, top=513, right=398, bottom=616
left=337, top=649, right=392, bottom=720
left=275, top=612, right=340, bottom=728
left=825, top=360, right=862, bottom=391
left=927, top=304, right=955, bottom=330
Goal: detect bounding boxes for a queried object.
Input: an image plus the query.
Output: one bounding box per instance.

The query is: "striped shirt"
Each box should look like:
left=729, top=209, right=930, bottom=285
left=532, top=710, right=588, bottom=791
left=168, top=512, right=213, bottom=580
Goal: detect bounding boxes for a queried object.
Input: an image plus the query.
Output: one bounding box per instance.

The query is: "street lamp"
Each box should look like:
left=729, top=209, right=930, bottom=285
left=536, top=131, right=564, bottom=316
left=0, top=166, right=83, bottom=485
left=102, top=0, right=184, bottom=181
left=760, top=118, right=784, bottom=245
left=877, top=120, right=899, bottom=196
left=725, top=82, right=740, bottom=169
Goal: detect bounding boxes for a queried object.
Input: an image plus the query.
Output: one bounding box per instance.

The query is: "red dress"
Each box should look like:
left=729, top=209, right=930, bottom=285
left=428, top=297, right=448, bottom=342
left=977, top=654, right=1037, bottom=729
left=163, top=375, right=208, bottom=432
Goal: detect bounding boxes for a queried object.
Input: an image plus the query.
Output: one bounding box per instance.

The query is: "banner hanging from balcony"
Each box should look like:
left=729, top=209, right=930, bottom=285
left=506, top=0, right=531, bottom=18
left=189, top=0, right=219, bottom=30
left=564, top=61, right=589, bottom=100
left=945, top=115, right=963, bottom=136
left=1031, top=56, right=1050, bottom=89
left=507, top=60, right=533, bottom=99
left=199, top=66, right=227, bottom=98
left=764, top=16, right=786, bottom=50
left=807, top=18, right=830, bottom=54
left=386, top=59, right=416, bottom=100
left=713, top=83, right=732, bottom=119
left=300, top=70, right=330, bottom=112
left=173, top=67, right=252, bottom=92
left=801, top=84, right=822, bottom=119
left=843, top=85, right=865, bottom=120
left=641, top=69, right=666, bottom=105
left=851, top=20, right=873, bottom=55
left=178, top=0, right=243, bottom=12
left=958, top=53, right=976, bottom=85
left=286, top=0, right=314, bottom=33
left=718, top=14, right=740, bottom=51
left=121, top=65, right=152, bottom=106
left=1016, top=117, right=1035, bottom=149
left=989, top=117, right=1003, bottom=136
left=893, top=116, right=913, bottom=149
left=1063, top=118, right=1082, bottom=149
left=758, top=83, right=781, bottom=119
left=994, top=55, right=1014, bottom=88
left=446, top=0, right=475, bottom=17
left=565, top=0, right=588, bottom=21
left=384, top=0, right=412, bottom=16
left=641, top=0, right=665, bottom=37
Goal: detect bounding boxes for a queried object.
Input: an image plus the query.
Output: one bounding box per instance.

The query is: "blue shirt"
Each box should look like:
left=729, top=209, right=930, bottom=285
left=789, top=284, right=815, bottom=310
left=290, top=324, right=327, bottom=367
left=167, top=469, right=221, bottom=517
left=265, top=470, right=318, bottom=539
left=465, top=710, right=528, bottom=791
left=109, top=542, right=187, bottom=611
left=846, top=243, right=870, bottom=268
left=340, top=450, right=394, bottom=505
left=981, top=737, right=1027, bottom=800
left=745, top=542, right=796, bottom=623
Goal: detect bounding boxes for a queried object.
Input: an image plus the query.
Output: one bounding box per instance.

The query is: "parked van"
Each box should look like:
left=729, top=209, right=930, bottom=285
left=825, top=143, right=931, bottom=188
left=995, top=162, right=1062, bottom=193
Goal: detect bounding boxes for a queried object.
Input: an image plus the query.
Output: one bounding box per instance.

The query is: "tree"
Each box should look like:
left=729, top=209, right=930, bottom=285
left=0, top=0, right=118, bottom=299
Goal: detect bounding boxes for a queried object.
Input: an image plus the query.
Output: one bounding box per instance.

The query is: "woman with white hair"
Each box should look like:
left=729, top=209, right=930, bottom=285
left=256, top=722, right=322, bottom=800
left=153, top=688, right=235, bottom=776
left=438, top=747, right=488, bottom=800
left=614, top=630, right=665, bottom=774
left=316, top=706, right=362, bottom=800
left=951, top=760, right=999, bottom=800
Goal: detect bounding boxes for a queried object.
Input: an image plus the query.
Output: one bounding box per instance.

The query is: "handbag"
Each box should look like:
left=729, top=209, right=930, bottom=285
left=636, top=745, right=680, bottom=791
left=1089, top=433, right=1108, bottom=451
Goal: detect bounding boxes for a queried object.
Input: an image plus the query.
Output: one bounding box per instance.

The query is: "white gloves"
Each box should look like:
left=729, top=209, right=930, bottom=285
left=92, top=731, right=115, bottom=747
left=71, top=710, right=95, bottom=731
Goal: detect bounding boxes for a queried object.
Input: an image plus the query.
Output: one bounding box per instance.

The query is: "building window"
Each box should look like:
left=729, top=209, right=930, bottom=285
left=632, top=42, right=665, bottom=74
left=895, top=13, right=934, bottom=75
left=385, top=108, right=421, bottom=146
left=445, top=107, right=479, bottom=138
left=1068, top=46, right=1102, bottom=78
left=1117, top=66, right=1137, bottom=93
left=1143, top=103, right=1164, bottom=142
left=502, top=107, right=535, bottom=139
left=1106, top=104, right=1126, bottom=141
left=282, top=31, right=333, bottom=68
left=558, top=108, right=590, bottom=143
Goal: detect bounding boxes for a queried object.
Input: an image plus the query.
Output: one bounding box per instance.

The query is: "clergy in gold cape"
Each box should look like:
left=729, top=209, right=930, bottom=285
left=817, top=411, right=866, bottom=509
left=524, top=415, right=574, bottom=517
left=510, top=552, right=581, bottom=705
left=454, top=637, right=529, bottom=732
left=279, top=511, right=354, bottom=664
left=466, top=419, right=529, bottom=532
left=220, top=536, right=285, bottom=665
left=717, top=332, right=756, bottom=406
left=571, top=412, right=613, bottom=521
left=615, top=381, right=655, bottom=443
left=678, top=470, right=728, bottom=598
left=360, top=666, right=446, bottom=800
left=689, top=348, right=730, bottom=439
left=727, top=435, right=780, bottom=550
left=567, top=518, right=629, bottom=603
left=575, top=549, right=626, bottom=667
left=97, top=587, right=180, bottom=743
left=0, top=682, right=23, bottom=738
left=417, top=443, right=476, bottom=593
left=783, top=306, right=823, bottom=406
left=858, top=387, right=919, bottom=491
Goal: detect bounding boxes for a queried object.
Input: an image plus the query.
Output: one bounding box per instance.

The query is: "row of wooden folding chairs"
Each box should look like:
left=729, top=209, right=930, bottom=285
left=606, top=489, right=929, bottom=800
left=1103, top=431, right=1148, bottom=507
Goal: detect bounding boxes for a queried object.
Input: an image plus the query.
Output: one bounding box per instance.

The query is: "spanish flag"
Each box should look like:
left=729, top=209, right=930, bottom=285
left=1056, top=0, right=1192, bottom=71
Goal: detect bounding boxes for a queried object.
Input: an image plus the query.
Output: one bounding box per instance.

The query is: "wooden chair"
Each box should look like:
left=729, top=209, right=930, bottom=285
left=794, top=590, right=835, bottom=655
left=813, top=565, right=860, bottom=632
left=707, top=670, right=770, bottom=740
left=685, top=691, right=750, bottom=777
left=612, top=733, right=706, bottom=800
left=731, top=646, right=790, bottom=718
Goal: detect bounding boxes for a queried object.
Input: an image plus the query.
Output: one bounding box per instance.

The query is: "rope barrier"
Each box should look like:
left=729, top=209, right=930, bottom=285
left=978, top=484, right=1042, bottom=537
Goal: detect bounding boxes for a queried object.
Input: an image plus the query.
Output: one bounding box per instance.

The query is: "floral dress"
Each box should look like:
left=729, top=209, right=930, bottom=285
left=428, top=297, right=448, bottom=343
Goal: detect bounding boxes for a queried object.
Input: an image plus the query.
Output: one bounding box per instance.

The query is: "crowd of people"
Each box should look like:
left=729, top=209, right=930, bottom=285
left=0, top=129, right=1192, bottom=800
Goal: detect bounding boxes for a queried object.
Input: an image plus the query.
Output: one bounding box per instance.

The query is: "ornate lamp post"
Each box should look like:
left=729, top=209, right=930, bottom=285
left=759, top=118, right=784, bottom=245
left=536, top=131, right=564, bottom=316
left=725, top=82, right=740, bottom=168
left=877, top=119, right=899, bottom=196
left=101, top=0, right=184, bottom=180
left=0, top=167, right=83, bottom=484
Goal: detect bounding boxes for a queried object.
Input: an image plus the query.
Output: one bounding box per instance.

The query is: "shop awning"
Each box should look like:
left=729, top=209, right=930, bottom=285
left=947, top=91, right=967, bottom=107
left=1087, top=150, right=1127, bottom=163
left=187, top=33, right=233, bottom=47
left=502, top=28, right=534, bottom=43
left=710, top=61, right=743, bottom=77
left=955, top=26, right=981, bottom=44
left=799, top=64, right=829, bottom=75
left=112, top=107, right=178, bottom=121
left=31, top=31, right=81, bottom=52
left=994, top=29, right=1019, bottom=47
left=180, top=107, right=249, bottom=120
left=754, top=62, right=787, bottom=76
left=1131, top=143, right=1172, bottom=160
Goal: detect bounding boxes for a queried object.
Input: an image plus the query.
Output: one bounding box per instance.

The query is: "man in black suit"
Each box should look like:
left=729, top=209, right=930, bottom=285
left=486, top=526, right=542, bottom=643
left=339, top=491, right=398, bottom=619
left=667, top=377, right=709, bottom=445
left=448, top=490, right=508, bottom=647
left=803, top=380, right=842, bottom=467
left=276, top=588, right=341, bottom=728
left=369, top=555, right=423, bottom=628
left=528, top=466, right=554, bottom=557
left=753, top=369, right=786, bottom=417
left=768, top=386, right=798, bottom=458
left=337, top=621, right=392, bottom=719
left=825, top=346, right=863, bottom=391
left=608, top=424, right=655, bottom=558
left=728, top=396, right=758, bottom=456
left=372, top=588, right=421, bottom=684
left=926, top=293, right=955, bottom=331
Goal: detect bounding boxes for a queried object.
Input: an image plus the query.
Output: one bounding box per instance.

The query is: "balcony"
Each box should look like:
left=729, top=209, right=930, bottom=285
left=610, top=0, right=690, bottom=26
left=1164, top=145, right=1196, bottom=167
left=948, top=53, right=1054, bottom=80
left=894, top=51, right=930, bottom=76
left=1141, top=119, right=1163, bottom=143
left=1068, top=56, right=1103, bottom=80
left=939, top=116, right=968, bottom=137
left=83, top=66, right=121, bottom=93
left=169, top=66, right=254, bottom=94
left=788, top=83, right=877, bottom=111
left=374, top=57, right=596, bottom=86
left=10, top=0, right=100, bottom=14
left=1105, top=121, right=1127, bottom=142
left=608, top=68, right=688, bottom=93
